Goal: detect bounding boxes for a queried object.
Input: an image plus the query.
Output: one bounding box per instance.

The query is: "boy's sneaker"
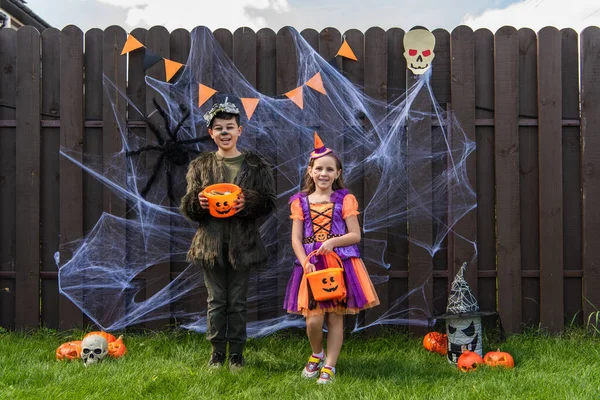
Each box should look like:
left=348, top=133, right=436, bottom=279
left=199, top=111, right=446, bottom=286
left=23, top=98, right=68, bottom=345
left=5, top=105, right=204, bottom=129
left=316, top=366, right=335, bottom=384
left=208, top=351, right=226, bottom=368
left=301, top=354, right=325, bottom=378
left=229, top=353, right=245, bottom=371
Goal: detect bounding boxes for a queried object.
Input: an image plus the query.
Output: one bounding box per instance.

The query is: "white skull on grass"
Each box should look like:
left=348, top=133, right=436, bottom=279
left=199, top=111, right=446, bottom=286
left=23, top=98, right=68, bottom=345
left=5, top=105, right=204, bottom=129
left=81, top=334, right=109, bottom=366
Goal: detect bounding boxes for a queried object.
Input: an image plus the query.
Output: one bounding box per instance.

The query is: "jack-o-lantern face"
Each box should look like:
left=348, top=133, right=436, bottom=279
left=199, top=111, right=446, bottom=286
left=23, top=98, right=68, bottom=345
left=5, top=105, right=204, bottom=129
left=214, top=201, right=232, bottom=215
left=316, top=232, right=328, bottom=242
left=446, top=318, right=482, bottom=364
left=321, top=275, right=339, bottom=293
left=457, top=350, right=484, bottom=372
left=483, top=349, right=514, bottom=368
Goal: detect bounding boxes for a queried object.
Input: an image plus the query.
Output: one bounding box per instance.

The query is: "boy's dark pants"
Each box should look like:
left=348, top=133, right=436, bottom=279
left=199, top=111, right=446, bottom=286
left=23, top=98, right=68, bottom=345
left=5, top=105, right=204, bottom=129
left=203, top=245, right=250, bottom=355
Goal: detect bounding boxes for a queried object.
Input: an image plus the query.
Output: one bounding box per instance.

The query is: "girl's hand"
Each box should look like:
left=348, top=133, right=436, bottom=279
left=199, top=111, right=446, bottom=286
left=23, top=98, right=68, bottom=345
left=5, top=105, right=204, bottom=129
left=304, top=262, right=316, bottom=274
left=198, top=192, right=209, bottom=209
left=234, top=192, right=245, bottom=213
left=316, top=240, right=335, bottom=255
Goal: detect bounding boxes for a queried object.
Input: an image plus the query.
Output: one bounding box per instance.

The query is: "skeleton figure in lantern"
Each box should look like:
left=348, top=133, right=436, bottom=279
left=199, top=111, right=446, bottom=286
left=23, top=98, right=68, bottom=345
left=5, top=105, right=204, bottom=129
left=80, top=334, right=109, bottom=367
left=403, top=26, right=436, bottom=75
left=437, top=262, right=494, bottom=364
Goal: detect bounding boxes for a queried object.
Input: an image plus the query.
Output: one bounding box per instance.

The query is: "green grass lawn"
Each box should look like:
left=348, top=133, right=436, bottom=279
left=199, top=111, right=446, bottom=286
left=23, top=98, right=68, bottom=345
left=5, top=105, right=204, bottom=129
left=0, top=326, right=599, bottom=399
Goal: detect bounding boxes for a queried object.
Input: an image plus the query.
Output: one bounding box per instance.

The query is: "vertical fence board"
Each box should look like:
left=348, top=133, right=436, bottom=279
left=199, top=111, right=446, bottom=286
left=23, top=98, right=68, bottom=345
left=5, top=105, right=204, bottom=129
left=581, top=27, right=600, bottom=320
left=144, top=26, right=171, bottom=330
left=363, top=27, right=388, bottom=325
left=40, top=28, right=60, bottom=330
left=101, top=26, right=127, bottom=328
left=495, top=27, right=521, bottom=333
left=473, top=29, right=496, bottom=313
left=518, top=28, right=540, bottom=327
left=276, top=27, right=299, bottom=316
left=15, top=26, right=41, bottom=330
left=58, top=25, right=85, bottom=329
left=385, top=28, right=408, bottom=317
left=407, top=70, right=433, bottom=334
left=561, top=28, right=582, bottom=325
left=0, top=29, right=17, bottom=329
left=83, top=29, right=104, bottom=237
left=256, top=28, right=277, bottom=321
left=538, top=27, right=563, bottom=333
left=169, top=28, right=195, bottom=326
left=450, top=26, right=477, bottom=304
left=214, top=29, right=233, bottom=60
left=431, top=29, right=450, bottom=316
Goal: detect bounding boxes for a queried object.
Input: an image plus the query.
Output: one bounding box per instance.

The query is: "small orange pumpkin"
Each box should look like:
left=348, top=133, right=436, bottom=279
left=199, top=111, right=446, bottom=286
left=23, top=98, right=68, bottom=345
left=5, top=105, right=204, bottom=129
left=457, top=350, right=484, bottom=372
left=83, top=331, right=117, bottom=343
left=483, top=349, right=514, bottom=368
left=56, top=341, right=82, bottom=361
left=423, top=332, right=448, bottom=355
left=108, top=336, right=127, bottom=359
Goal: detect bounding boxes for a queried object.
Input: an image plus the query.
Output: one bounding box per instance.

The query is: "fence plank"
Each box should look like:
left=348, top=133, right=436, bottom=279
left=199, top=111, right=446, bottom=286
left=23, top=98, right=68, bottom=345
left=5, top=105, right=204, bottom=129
left=538, top=27, right=563, bottom=333
left=450, top=26, right=476, bottom=294
left=431, top=29, right=450, bottom=317
left=407, top=68, right=433, bottom=334
left=363, top=27, right=388, bottom=326
left=276, top=27, right=299, bottom=316
left=58, top=25, right=85, bottom=329
left=561, top=28, right=582, bottom=325
left=101, top=25, right=127, bottom=328
left=518, top=28, right=540, bottom=327
left=581, top=26, right=600, bottom=320
left=144, top=25, right=171, bottom=330
left=15, top=26, right=41, bottom=330
left=214, top=28, right=233, bottom=60
left=385, top=28, right=408, bottom=317
left=256, top=28, right=277, bottom=321
left=39, top=28, right=60, bottom=330
left=0, top=28, right=17, bottom=329
left=83, top=29, right=104, bottom=237
left=474, top=29, right=496, bottom=313
left=494, top=26, right=521, bottom=333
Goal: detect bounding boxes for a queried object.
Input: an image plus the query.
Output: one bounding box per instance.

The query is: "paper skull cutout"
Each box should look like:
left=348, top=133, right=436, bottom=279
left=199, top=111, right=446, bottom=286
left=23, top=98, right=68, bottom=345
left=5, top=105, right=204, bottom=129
left=403, top=27, right=436, bottom=75
left=446, top=317, right=483, bottom=364
left=81, top=334, right=109, bottom=366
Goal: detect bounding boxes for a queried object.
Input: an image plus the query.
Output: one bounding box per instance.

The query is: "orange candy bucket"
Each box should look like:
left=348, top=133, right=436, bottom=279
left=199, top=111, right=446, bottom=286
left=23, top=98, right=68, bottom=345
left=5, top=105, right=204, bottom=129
left=202, top=183, right=241, bottom=218
left=304, top=250, right=346, bottom=301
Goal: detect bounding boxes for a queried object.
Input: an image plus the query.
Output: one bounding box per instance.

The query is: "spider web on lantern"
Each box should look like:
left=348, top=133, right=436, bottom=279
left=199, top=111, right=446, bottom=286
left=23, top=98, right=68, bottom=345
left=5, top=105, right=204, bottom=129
left=57, top=27, right=476, bottom=335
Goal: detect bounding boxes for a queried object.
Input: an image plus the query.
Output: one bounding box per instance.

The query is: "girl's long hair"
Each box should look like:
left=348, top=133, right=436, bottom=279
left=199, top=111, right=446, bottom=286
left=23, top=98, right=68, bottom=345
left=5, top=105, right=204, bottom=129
left=301, top=155, right=346, bottom=194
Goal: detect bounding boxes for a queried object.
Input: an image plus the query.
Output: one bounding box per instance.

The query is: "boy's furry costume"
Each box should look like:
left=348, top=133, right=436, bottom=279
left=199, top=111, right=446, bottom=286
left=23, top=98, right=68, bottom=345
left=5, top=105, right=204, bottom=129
left=180, top=151, right=276, bottom=270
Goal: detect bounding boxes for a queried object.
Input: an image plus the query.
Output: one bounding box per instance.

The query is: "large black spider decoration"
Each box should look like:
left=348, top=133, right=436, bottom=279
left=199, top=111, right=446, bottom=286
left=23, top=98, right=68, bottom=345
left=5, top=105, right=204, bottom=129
left=126, top=98, right=208, bottom=203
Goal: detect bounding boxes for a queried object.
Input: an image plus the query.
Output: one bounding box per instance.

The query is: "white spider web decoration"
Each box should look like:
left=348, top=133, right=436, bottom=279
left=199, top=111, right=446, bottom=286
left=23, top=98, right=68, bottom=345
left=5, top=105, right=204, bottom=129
left=446, top=262, right=479, bottom=314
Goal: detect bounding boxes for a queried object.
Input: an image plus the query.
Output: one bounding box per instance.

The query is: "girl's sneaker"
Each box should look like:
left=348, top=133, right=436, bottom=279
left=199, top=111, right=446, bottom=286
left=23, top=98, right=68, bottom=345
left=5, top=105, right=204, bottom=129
left=301, top=354, right=325, bottom=378
left=316, top=366, right=335, bottom=384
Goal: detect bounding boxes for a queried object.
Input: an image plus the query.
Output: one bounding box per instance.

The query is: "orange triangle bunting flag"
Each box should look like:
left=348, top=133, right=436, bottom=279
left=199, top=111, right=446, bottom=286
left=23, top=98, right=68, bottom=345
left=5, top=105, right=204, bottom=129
left=198, top=84, right=217, bottom=107
left=164, top=59, right=184, bottom=82
left=241, top=98, right=260, bottom=121
left=285, top=86, right=304, bottom=109
left=336, top=39, right=358, bottom=61
left=306, top=72, right=327, bottom=95
left=121, top=34, right=145, bottom=55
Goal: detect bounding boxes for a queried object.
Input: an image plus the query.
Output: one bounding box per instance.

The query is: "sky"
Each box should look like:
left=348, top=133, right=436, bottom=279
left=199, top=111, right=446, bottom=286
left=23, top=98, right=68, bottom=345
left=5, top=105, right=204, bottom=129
left=22, top=0, right=600, bottom=33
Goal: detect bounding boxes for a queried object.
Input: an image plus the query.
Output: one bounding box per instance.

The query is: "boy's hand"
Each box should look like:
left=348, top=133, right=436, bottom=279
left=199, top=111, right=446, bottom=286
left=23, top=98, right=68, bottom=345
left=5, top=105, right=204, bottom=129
left=198, top=192, right=209, bottom=209
left=234, top=192, right=245, bottom=213
left=316, top=240, right=334, bottom=255
left=304, top=262, right=316, bottom=274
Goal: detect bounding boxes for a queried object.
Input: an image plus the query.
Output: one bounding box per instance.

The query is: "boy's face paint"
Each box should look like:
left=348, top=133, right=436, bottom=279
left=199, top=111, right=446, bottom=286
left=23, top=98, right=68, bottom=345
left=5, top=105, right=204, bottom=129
left=308, top=155, right=340, bottom=192
left=208, top=117, right=242, bottom=153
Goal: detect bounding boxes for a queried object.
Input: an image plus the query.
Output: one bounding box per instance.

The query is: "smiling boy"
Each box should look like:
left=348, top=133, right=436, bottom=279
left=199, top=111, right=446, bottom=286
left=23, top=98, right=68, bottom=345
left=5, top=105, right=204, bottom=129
left=180, top=100, right=276, bottom=370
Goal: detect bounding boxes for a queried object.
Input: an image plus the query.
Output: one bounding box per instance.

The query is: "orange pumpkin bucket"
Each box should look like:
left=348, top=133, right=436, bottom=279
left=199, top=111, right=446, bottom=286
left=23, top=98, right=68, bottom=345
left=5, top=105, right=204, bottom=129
left=304, top=250, right=346, bottom=302
left=202, top=183, right=241, bottom=218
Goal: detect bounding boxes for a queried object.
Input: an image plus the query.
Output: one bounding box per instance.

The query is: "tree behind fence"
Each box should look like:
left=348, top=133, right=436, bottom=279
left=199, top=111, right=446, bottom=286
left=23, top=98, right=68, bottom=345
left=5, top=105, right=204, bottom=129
left=0, top=25, right=599, bottom=334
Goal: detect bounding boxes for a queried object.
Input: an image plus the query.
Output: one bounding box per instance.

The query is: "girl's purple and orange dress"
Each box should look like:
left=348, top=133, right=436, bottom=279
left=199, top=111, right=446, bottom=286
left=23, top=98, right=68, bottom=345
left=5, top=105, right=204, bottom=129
left=283, top=189, right=380, bottom=317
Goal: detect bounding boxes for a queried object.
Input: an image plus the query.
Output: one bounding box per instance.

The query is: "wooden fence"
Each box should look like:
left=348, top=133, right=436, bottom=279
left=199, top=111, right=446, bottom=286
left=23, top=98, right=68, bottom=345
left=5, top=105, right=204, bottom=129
left=0, top=25, right=599, bottom=334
